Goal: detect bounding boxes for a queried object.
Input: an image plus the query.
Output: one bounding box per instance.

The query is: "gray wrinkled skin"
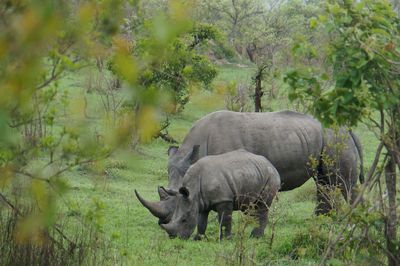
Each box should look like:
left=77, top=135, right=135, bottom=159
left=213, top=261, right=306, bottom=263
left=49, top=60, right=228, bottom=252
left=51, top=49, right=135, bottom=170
left=169, top=110, right=323, bottom=191
left=136, top=110, right=363, bottom=222
left=161, top=150, right=281, bottom=240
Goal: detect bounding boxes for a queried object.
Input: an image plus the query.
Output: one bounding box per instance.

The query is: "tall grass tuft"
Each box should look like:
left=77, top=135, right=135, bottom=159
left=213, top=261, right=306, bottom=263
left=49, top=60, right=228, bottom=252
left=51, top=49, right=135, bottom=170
left=0, top=207, right=118, bottom=266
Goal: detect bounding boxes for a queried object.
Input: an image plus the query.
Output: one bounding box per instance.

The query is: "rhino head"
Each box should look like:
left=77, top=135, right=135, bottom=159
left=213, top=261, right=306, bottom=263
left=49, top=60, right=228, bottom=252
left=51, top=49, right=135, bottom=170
left=160, top=186, right=198, bottom=239
left=135, top=145, right=200, bottom=224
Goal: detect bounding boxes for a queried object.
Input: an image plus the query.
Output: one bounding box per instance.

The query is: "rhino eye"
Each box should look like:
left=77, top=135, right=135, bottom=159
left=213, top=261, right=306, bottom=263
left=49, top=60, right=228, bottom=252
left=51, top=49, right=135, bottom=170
left=181, top=218, right=187, bottom=223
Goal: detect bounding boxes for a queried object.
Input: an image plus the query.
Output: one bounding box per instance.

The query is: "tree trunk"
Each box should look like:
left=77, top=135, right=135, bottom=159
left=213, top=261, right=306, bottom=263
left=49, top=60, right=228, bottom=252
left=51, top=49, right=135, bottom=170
left=385, top=156, right=398, bottom=266
left=246, top=44, right=256, bottom=63
left=270, top=78, right=276, bottom=99
left=254, top=71, right=263, bottom=112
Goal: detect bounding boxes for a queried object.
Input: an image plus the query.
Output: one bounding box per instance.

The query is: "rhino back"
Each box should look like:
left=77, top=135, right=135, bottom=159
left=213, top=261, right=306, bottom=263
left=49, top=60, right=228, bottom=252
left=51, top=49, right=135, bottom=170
left=178, top=110, right=323, bottom=190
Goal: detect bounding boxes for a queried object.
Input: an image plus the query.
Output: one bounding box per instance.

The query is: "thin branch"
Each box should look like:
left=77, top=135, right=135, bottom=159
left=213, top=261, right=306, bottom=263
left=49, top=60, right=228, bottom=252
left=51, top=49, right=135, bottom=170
left=35, top=58, right=62, bottom=90
left=237, top=11, right=265, bottom=23
left=155, top=132, right=178, bottom=144
left=15, top=170, right=51, bottom=183
left=0, top=192, right=21, bottom=215
left=35, top=56, right=81, bottom=91
left=365, top=140, right=384, bottom=183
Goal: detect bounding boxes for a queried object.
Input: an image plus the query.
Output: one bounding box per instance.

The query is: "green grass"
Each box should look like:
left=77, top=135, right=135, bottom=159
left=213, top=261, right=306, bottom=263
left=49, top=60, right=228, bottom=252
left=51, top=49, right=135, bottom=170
left=214, top=65, right=255, bottom=84
left=59, top=65, right=379, bottom=265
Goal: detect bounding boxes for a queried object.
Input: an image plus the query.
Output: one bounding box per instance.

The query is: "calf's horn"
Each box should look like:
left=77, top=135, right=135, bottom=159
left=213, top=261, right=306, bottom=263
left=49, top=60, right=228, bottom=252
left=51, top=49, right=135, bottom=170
left=158, top=186, right=170, bottom=201
left=135, top=190, right=169, bottom=219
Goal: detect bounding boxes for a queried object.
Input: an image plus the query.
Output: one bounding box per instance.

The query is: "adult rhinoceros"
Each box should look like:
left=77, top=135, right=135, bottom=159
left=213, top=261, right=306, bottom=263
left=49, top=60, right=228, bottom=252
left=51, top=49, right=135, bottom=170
left=135, top=110, right=364, bottom=224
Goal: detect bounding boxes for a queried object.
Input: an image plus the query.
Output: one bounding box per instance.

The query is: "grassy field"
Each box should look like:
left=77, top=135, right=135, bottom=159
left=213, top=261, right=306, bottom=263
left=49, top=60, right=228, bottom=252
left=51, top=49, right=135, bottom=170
left=62, top=65, right=379, bottom=265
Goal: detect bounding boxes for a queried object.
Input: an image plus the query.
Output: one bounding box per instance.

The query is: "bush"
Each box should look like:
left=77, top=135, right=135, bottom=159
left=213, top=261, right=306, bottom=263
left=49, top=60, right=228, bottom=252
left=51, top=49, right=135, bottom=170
left=278, top=216, right=331, bottom=261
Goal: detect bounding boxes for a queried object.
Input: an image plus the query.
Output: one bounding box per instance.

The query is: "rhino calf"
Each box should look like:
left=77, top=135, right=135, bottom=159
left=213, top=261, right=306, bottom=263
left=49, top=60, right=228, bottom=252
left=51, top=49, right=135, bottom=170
left=160, top=149, right=281, bottom=240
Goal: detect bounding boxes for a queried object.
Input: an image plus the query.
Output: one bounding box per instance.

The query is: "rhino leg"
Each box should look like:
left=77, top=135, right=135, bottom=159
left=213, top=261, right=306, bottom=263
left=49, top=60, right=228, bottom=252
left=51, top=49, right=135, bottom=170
left=316, top=129, right=363, bottom=215
left=250, top=192, right=276, bottom=238
left=315, top=157, right=359, bottom=215
left=216, top=202, right=233, bottom=240
left=337, top=163, right=359, bottom=206
left=336, top=139, right=360, bottom=204
left=315, top=173, right=359, bottom=216
left=315, top=183, right=334, bottom=215
left=193, top=211, right=210, bottom=241
left=314, top=159, right=342, bottom=215
left=250, top=209, right=267, bottom=238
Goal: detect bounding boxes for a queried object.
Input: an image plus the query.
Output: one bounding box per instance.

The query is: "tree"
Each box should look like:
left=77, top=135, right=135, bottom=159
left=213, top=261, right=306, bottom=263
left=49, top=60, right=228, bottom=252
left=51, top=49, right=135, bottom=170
left=133, top=23, right=218, bottom=113
left=193, top=0, right=268, bottom=55
left=245, top=0, right=321, bottom=112
left=285, top=1, right=399, bottom=264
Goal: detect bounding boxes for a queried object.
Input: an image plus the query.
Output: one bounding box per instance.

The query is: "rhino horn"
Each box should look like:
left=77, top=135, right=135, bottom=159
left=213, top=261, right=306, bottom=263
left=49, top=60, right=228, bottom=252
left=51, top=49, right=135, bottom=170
left=135, top=190, right=169, bottom=219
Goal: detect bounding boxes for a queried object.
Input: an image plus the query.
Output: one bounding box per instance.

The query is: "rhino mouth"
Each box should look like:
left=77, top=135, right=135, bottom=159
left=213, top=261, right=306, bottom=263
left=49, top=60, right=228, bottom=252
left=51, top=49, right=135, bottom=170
left=160, top=223, right=193, bottom=240
left=160, top=224, right=176, bottom=238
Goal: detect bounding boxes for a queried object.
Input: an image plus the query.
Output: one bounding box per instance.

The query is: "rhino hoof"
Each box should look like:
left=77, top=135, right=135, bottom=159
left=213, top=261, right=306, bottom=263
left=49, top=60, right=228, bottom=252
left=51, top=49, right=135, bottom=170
left=193, top=234, right=208, bottom=241
left=193, top=235, right=202, bottom=241
left=250, top=229, right=264, bottom=238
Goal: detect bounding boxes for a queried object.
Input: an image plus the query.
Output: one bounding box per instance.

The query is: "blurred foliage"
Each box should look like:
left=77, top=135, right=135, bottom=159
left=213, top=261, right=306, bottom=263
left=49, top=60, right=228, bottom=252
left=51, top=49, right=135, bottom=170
left=0, top=0, right=126, bottom=240
left=0, top=0, right=215, bottom=261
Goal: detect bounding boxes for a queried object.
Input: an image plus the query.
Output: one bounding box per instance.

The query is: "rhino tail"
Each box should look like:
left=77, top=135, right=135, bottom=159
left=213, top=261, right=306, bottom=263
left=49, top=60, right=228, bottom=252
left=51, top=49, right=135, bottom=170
left=349, top=130, right=364, bottom=184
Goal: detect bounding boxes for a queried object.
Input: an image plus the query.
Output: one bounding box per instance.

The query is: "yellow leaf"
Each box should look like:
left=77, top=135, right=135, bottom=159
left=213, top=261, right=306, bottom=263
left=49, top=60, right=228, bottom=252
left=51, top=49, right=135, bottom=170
left=16, top=10, right=41, bottom=41
left=0, top=41, right=6, bottom=59
left=104, top=111, right=135, bottom=147
left=113, top=35, right=132, bottom=54
left=0, top=165, right=13, bottom=188
left=169, top=0, right=190, bottom=22
left=113, top=52, right=137, bottom=84
left=138, top=106, right=159, bottom=143
left=31, top=179, right=48, bottom=211
left=78, top=3, right=96, bottom=26
left=215, top=84, right=227, bottom=95
left=14, top=214, right=44, bottom=245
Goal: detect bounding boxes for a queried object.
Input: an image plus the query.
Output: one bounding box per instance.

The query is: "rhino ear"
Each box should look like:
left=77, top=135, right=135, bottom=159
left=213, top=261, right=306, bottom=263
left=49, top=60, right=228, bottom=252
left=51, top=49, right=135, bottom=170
left=179, top=187, right=190, bottom=198
left=189, top=145, right=200, bottom=164
left=168, top=146, right=179, bottom=157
